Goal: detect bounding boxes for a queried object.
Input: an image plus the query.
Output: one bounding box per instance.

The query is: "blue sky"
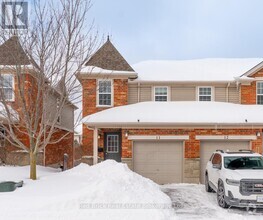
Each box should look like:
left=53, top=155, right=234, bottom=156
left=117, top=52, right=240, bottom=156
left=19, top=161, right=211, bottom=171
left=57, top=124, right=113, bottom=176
left=89, top=0, right=263, bottom=64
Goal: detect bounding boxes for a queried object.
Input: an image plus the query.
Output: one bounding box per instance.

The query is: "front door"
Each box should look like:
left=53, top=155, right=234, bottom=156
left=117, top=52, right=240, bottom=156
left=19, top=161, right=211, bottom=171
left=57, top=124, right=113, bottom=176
left=104, top=132, right=121, bottom=162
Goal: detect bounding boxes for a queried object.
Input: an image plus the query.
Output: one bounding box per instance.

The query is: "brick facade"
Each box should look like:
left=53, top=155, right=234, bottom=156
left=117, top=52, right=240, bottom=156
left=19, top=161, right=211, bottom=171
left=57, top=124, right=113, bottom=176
left=241, top=70, right=263, bottom=104
left=0, top=71, right=74, bottom=168
left=82, top=78, right=128, bottom=155
left=120, top=128, right=262, bottom=159
left=45, top=130, right=74, bottom=168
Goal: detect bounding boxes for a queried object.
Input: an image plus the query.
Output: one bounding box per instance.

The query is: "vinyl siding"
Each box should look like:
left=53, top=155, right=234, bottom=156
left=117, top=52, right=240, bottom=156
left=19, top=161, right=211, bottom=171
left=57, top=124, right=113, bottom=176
left=228, top=87, right=239, bottom=104
left=128, top=84, right=138, bottom=104
left=140, top=85, right=152, bottom=102
left=171, top=86, right=196, bottom=101
left=214, top=87, right=226, bottom=102
left=128, top=83, right=240, bottom=104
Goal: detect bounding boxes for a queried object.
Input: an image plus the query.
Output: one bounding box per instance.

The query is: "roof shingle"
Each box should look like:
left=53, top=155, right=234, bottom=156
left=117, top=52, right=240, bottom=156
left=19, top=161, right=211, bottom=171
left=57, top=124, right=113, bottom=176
left=85, top=38, right=134, bottom=72
left=0, top=36, right=31, bottom=65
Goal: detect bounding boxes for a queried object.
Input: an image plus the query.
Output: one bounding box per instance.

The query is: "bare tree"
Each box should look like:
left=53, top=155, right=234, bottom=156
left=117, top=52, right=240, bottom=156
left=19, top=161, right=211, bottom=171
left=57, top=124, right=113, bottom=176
left=0, top=0, right=98, bottom=179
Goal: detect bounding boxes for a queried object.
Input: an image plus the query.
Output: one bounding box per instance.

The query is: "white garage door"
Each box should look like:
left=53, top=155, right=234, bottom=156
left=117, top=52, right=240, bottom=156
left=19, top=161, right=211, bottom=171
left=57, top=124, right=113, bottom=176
left=133, top=141, right=183, bottom=184
left=200, top=140, right=250, bottom=183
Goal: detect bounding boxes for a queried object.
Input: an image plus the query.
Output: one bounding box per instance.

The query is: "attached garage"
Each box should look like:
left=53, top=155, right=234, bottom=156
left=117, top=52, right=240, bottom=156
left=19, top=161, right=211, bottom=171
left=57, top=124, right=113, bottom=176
left=200, top=140, right=250, bottom=183
left=133, top=140, right=183, bottom=184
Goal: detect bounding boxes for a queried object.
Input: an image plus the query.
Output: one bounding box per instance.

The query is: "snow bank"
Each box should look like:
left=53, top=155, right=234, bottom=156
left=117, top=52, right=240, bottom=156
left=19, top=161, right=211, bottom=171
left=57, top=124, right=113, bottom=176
left=0, top=161, right=174, bottom=220
left=132, top=58, right=263, bottom=82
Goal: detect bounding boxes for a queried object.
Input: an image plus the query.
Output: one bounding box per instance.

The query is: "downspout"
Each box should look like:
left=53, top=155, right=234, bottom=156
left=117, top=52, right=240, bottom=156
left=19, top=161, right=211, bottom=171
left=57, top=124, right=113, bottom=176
left=138, top=82, right=140, bottom=102
left=226, top=82, right=230, bottom=102
left=87, top=126, right=98, bottom=165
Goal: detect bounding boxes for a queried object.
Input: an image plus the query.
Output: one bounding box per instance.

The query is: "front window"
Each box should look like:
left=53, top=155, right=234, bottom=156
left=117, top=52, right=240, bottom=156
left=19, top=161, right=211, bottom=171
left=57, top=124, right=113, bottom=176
left=98, top=80, right=112, bottom=106
left=0, top=74, right=14, bottom=101
left=224, top=156, right=263, bottom=170
left=154, top=87, right=168, bottom=101
left=257, top=82, right=263, bottom=104
left=198, top=87, right=212, bottom=101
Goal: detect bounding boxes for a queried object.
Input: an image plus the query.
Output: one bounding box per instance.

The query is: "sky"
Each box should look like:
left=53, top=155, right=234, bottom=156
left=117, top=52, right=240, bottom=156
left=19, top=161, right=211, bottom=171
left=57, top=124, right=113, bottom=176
left=89, top=0, right=263, bottom=64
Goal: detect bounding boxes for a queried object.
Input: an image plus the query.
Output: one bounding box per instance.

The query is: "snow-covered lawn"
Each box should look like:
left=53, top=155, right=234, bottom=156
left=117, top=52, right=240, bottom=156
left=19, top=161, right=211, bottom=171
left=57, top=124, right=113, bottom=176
left=162, top=184, right=263, bottom=220
left=0, top=161, right=174, bottom=220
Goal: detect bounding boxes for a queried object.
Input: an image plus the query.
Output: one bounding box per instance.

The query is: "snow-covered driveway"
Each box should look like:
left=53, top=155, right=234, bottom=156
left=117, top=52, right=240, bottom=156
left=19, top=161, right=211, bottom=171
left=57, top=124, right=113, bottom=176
left=162, top=184, right=263, bottom=220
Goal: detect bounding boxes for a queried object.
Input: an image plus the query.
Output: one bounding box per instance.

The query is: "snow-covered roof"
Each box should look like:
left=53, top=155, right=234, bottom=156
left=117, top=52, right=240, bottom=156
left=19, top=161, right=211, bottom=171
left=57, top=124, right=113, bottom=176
left=80, top=66, right=137, bottom=76
left=83, top=101, right=263, bottom=127
left=132, top=58, right=263, bottom=82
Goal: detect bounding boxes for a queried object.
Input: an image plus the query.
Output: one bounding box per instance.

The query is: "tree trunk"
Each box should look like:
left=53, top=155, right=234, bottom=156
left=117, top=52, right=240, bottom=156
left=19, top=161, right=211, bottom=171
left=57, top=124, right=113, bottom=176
left=30, top=151, right=37, bottom=180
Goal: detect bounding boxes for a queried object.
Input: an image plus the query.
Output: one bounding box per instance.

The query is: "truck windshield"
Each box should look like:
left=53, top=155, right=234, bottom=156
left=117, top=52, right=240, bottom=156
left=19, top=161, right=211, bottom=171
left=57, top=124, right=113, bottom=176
left=224, top=156, right=263, bottom=170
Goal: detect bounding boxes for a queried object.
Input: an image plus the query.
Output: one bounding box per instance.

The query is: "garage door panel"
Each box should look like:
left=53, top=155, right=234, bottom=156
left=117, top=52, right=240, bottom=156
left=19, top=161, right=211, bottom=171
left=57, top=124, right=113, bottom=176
left=200, top=140, right=250, bottom=184
left=133, top=141, right=183, bottom=184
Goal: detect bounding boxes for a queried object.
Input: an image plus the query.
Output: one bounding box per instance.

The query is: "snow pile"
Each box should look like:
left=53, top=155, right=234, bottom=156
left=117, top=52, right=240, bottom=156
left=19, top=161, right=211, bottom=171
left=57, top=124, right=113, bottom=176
left=83, top=101, right=263, bottom=126
left=132, top=58, right=263, bottom=82
left=0, top=161, right=174, bottom=220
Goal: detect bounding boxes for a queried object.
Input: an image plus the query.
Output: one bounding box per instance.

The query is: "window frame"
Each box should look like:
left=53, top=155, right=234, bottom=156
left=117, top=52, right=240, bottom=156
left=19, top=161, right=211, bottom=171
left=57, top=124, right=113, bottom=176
left=256, top=81, right=263, bottom=105
left=106, top=134, right=119, bottom=153
left=0, top=74, right=15, bottom=102
left=197, top=86, right=214, bottom=102
left=153, top=86, right=169, bottom=102
left=96, top=79, right=113, bottom=107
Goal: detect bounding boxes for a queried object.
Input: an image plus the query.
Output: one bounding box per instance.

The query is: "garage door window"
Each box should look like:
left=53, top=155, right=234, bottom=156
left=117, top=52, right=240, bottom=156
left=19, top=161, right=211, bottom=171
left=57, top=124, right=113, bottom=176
left=106, top=135, right=119, bottom=153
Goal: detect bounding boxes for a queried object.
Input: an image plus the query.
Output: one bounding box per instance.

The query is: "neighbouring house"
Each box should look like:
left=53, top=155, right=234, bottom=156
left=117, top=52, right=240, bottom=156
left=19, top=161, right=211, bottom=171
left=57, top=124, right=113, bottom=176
left=0, top=36, right=75, bottom=168
left=78, top=38, right=263, bottom=184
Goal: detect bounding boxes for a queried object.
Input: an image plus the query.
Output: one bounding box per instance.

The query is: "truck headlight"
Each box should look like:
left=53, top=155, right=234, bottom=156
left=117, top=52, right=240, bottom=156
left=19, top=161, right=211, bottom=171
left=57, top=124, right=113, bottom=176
left=226, top=179, right=240, bottom=186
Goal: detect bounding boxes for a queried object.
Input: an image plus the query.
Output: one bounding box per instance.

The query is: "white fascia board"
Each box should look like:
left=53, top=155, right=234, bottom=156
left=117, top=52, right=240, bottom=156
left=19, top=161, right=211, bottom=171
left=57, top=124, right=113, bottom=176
left=196, top=135, right=257, bottom=140
left=128, top=135, right=189, bottom=140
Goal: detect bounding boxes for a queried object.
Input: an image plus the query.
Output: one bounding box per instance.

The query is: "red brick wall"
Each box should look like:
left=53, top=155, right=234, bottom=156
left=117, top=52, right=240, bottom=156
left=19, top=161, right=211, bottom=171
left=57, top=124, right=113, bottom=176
left=45, top=130, right=74, bottom=168
left=241, top=70, right=263, bottom=104
left=81, top=78, right=128, bottom=155
left=2, top=70, right=74, bottom=167
left=119, top=128, right=262, bottom=159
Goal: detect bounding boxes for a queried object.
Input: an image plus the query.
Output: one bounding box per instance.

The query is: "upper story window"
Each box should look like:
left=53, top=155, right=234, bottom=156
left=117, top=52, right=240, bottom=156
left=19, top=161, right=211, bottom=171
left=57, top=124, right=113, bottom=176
left=154, top=86, right=168, bottom=101
left=257, top=82, right=263, bottom=105
left=198, top=87, right=213, bottom=101
left=97, top=79, right=112, bottom=106
left=0, top=74, right=14, bottom=101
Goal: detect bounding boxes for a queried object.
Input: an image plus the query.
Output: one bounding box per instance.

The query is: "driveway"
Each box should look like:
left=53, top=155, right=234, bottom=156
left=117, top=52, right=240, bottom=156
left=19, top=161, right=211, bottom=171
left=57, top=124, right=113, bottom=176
left=162, top=184, right=263, bottom=220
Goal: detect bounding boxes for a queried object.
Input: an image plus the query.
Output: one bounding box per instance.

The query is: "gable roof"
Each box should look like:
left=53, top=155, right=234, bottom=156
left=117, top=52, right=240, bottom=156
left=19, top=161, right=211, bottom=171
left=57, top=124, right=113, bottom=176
left=132, top=58, right=263, bottom=82
left=85, top=38, right=134, bottom=72
left=0, top=36, right=31, bottom=65
left=241, top=60, right=263, bottom=77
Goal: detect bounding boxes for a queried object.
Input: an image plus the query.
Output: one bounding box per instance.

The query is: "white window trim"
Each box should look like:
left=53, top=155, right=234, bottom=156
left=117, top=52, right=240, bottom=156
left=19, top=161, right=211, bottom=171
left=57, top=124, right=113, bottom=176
left=1, top=74, right=15, bottom=102
left=96, top=79, right=113, bottom=107
left=256, top=81, right=263, bottom=105
left=152, top=86, right=170, bottom=101
left=197, top=86, right=214, bottom=101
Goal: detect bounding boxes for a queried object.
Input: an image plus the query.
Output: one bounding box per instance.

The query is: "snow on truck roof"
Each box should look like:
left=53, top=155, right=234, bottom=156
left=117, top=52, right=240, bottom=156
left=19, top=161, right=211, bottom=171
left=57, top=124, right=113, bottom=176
left=132, top=58, right=263, bottom=82
left=83, top=101, right=263, bottom=127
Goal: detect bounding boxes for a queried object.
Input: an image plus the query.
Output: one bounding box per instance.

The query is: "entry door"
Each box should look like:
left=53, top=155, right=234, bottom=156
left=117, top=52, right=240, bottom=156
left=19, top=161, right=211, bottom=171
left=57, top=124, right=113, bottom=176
left=104, top=132, right=121, bottom=162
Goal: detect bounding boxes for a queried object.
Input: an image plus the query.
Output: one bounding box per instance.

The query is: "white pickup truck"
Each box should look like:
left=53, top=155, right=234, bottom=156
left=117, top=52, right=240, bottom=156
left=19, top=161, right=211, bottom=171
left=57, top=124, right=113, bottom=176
left=205, top=149, right=263, bottom=209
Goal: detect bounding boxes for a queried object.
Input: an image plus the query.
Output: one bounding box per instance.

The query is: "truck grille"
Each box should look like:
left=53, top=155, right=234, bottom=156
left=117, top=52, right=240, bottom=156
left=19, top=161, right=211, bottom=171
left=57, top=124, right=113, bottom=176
left=240, top=179, right=263, bottom=196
